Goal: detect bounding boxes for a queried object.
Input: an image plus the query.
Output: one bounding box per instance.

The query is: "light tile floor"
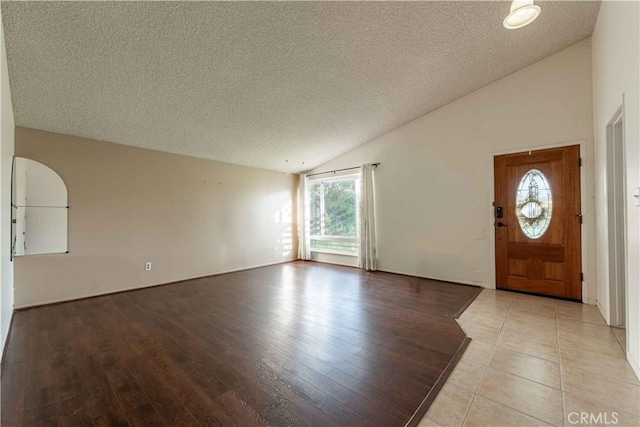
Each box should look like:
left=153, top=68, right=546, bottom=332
left=420, top=289, right=640, bottom=427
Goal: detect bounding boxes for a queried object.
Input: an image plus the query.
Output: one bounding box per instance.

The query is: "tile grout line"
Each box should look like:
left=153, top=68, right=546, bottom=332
left=437, top=295, right=504, bottom=426
left=497, top=297, right=562, bottom=426
left=457, top=291, right=638, bottom=426
left=473, top=393, right=558, bottom=426
left=556, top=299, right=568, bottom=427
left=459, top=298, right=509, bottom=426
left=558, top=301, right=640, bottom=420
left=486, top=364, right=562, bottom=391
left=465, top=296, right=561, bottom=426
left=426, top=291, right=639, bottom=426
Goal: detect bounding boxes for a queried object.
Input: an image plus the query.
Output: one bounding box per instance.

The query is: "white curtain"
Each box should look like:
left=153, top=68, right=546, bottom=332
left=359, top=163, right=377, bottom=271
left=297, top=174, right=311, bottom=260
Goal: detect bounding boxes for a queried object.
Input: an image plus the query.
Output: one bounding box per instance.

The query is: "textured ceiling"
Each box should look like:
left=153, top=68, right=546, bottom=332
left=2, top=1, right=600, bottom=173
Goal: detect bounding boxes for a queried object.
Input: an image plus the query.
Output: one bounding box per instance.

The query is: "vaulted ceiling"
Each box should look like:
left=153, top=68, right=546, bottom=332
left=2, top=1, right=600, bottom=173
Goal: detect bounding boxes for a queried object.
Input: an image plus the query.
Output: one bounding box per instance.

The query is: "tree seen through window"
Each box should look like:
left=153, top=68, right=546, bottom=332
left=308, top=176, right=359, bottom=253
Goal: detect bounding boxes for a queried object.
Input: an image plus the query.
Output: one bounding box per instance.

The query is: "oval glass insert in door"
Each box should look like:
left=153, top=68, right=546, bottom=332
left=515, top=169, right=552, bottom=239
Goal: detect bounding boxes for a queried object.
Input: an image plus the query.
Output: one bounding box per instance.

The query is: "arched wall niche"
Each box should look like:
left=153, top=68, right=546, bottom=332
left=11, top=156, right=68, bottom=258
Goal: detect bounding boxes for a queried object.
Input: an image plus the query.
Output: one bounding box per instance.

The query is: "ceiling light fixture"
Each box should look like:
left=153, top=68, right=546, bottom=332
left=503, top=0, right=541, bottom=29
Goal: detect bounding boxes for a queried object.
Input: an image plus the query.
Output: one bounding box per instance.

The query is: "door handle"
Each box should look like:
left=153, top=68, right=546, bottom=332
left=496, top=222, right=508, bottom=228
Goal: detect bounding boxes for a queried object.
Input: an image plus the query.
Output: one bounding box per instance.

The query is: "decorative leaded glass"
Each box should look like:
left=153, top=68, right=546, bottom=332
left=516, top=169, right=552, bottom=239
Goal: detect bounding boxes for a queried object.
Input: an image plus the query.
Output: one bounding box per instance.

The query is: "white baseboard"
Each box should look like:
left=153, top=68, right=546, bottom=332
left=628, top=353, right=640, bottom=380
left=14, top=258, right=297, bottom=309
left=377, top=268, right=486, bottom=288
left=596, top=300, right=610, bottom=325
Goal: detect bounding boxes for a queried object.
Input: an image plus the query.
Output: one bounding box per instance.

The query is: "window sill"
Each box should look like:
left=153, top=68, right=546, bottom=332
left=311, top=249, right=358, bottom=257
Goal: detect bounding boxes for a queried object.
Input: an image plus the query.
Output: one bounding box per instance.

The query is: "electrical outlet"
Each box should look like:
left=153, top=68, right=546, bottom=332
left=145, top=262, right=152, bottom=271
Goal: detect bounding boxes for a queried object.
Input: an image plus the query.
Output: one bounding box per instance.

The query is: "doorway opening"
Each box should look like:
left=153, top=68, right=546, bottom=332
left=606, top=107, right=626, bottom=328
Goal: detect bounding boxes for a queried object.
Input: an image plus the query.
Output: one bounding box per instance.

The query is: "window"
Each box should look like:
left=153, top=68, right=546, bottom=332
left=308, top=174, right=360, bottom=254
left=515, top=169, right=552, bottom=239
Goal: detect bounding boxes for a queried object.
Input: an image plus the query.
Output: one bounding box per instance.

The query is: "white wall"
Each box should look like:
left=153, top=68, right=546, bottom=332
left=14, top=128, right=298, bottom=308
left=592, top=0, right=640, bottom=377
left=310, top=40, right=596, bottom=300
left=0, top=7, right=16, bottom=354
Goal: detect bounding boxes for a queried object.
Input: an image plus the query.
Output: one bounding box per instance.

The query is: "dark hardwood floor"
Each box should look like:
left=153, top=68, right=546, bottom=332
left=1, top=261, right=480, bottom=427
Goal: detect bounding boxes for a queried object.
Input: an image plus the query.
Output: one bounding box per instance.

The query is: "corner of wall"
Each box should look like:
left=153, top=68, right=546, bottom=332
left=0, top=7, right=16, bottom=354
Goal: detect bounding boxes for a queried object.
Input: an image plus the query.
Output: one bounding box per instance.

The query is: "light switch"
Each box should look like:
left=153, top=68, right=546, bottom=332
left=634, top=187, right=640, bottom=207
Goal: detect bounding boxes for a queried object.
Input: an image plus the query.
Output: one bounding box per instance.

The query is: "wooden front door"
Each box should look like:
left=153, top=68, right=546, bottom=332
left=494, top=145, right=582, bottom=300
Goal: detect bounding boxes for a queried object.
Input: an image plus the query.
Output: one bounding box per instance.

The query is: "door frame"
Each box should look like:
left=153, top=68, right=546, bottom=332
left=605, top=105, right=627, bottom=328
left=488, top=140, right=589, bottom=303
